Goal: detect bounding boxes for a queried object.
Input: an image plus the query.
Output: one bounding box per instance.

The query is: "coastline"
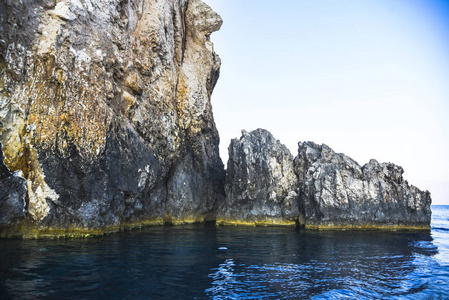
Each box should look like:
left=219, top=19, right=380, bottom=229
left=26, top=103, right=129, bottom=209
left=1, top=217, right=434, bottom=239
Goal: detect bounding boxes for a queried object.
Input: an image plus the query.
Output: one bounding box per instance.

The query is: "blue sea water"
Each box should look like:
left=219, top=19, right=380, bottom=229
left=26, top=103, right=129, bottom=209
left=0, top=206, right=449, bottom=299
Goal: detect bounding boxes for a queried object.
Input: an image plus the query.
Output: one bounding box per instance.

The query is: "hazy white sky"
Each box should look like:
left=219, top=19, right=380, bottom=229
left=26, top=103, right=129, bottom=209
left=204, top=0, right=449, bottom=205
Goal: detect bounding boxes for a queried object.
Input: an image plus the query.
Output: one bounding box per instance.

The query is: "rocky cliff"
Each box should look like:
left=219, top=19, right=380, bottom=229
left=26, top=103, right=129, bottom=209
left=0, top=0, right=225, bottom=238
left=0, top=1, right=431, bottom=237
left=216, top=129, right=301, bottom=226
left=218, top=129, right=431, bottom=230
left=295, top=142, right=431, bottom=229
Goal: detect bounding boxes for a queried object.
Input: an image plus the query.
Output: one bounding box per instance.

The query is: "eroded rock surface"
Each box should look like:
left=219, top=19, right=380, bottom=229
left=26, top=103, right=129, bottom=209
left=0, top=143, right=26, bottom=230
left=219, top=129, right=431, bottom=230
left=217, top=129, right=301, bottom=226
left=295, top=142, right=432, bottom=229
left=1, top=0, right=431, bottom=236
left=0, top=0, right=225, bottom=237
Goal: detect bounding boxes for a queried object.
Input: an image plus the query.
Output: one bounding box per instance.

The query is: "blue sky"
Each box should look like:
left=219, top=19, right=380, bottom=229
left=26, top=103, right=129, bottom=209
left=204, top=0, right=449, bottom=205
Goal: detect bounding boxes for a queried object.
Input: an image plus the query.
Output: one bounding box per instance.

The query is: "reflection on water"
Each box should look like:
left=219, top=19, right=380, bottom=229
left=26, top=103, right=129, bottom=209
left=0, top=207, right=448, bottom=299
left=431, top=205, right=449, bottom=267
left=206, top=229, right=443, bottom=299
left=0, top=228, right=222, bottom=299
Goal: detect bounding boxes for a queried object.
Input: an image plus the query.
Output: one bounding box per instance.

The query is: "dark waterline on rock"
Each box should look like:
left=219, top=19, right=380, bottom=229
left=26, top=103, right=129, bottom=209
left=1, top=206, right=448, bottom=299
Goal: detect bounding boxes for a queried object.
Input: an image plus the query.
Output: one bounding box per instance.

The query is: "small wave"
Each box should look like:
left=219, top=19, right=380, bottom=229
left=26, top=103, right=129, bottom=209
left=432, top=227, right=449, bottom=232
left=390, top=281, right=430, bottom=297
left=409, top=241, right=439, bottom=257
left=411, top=241, right=433, bottom=248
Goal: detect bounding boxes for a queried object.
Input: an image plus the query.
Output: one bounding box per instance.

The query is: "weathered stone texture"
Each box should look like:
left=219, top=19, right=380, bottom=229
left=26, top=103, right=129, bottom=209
left=0, top=0, right=225, bottom=237
left=0, top=143, right=26, bottom=229
left=217, top=129, right=301, bottom=226
left=1, top=0, right=431, bottom=236
left=218, top=129, right=431, bottom=229
left=295, top=142, right=432, bottom=229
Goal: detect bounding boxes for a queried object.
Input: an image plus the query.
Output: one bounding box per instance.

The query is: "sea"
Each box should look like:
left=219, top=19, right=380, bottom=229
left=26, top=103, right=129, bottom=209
left=0, top=205, right=448, bottom=299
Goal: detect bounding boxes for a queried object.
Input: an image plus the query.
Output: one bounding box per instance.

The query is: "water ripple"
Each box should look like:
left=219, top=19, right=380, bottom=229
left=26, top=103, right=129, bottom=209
left=1, top=207, right=449, bottom=299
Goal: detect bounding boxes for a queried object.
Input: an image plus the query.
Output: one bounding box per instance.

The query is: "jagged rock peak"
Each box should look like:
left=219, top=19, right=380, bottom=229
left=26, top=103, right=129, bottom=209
left=294, top=141, right=432, bottom=229
left=218, top=130, right=431, bottom=230
left=217, top=129, right=302, bottom=226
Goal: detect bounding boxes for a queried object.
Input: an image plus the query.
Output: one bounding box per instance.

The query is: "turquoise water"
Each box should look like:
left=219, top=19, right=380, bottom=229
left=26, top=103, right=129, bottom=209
left=0, top=206, right=448, bottom=299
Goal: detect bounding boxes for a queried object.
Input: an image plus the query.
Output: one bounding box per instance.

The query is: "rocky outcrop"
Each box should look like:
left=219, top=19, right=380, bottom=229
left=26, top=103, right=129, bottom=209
left=0, top=0, right=225, bottom=237
left=217, top=129, right=301, bottom=226
left=295, top=142, right=431, bottom=229
left=218, top=129, right=431, bottom=230
left=1, top=0, right=431, bottom=236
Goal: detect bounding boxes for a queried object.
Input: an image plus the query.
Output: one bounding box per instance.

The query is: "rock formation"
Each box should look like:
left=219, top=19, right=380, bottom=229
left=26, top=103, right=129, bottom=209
left=0, top=0, right=225, bottom=237
left=217, top=129, right=301, bottom=226
left=0, top=0, right=431, bottom=237
left=295, top=142, right=431, bottom=229
left=218, top=129, right=431, bottom=230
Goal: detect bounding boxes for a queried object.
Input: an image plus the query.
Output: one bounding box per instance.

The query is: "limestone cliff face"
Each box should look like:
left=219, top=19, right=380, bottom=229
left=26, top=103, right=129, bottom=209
left=0, top=0, right=225, bottom=237
left=295, top=142, right=431, bottom=229
left=217, top=129, right=301, bottom=226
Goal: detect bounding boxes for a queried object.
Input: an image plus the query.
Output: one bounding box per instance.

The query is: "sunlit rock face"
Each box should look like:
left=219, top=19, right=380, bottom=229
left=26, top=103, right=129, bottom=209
left=217, top=129, right=301, bottom=226
left=0, top=0, right=225, bottom=237
left=219, top=129, right=431, bottom=229
left=295, top=142, right=432, bottom=229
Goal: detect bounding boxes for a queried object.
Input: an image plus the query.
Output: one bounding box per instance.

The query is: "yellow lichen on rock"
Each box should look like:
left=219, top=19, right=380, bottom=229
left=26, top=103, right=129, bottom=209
left=305, top=223, right=431, bottom=231
left=22, top=55, right=113, bottom=159
left=216, top=218, right=297, bottom=227
left=122, top=91, right=137, bottom=115
left=26, top=146, right=58, bottom=222
left=0, top=101, right=28, bottom=174
left=0, top=218, right=168, bottom=239
left=124, top=70, right=144, bottom=95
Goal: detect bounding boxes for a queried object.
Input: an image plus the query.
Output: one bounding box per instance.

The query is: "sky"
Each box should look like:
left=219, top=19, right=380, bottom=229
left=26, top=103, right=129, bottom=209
left=203, top=0, right=449, bottom=205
